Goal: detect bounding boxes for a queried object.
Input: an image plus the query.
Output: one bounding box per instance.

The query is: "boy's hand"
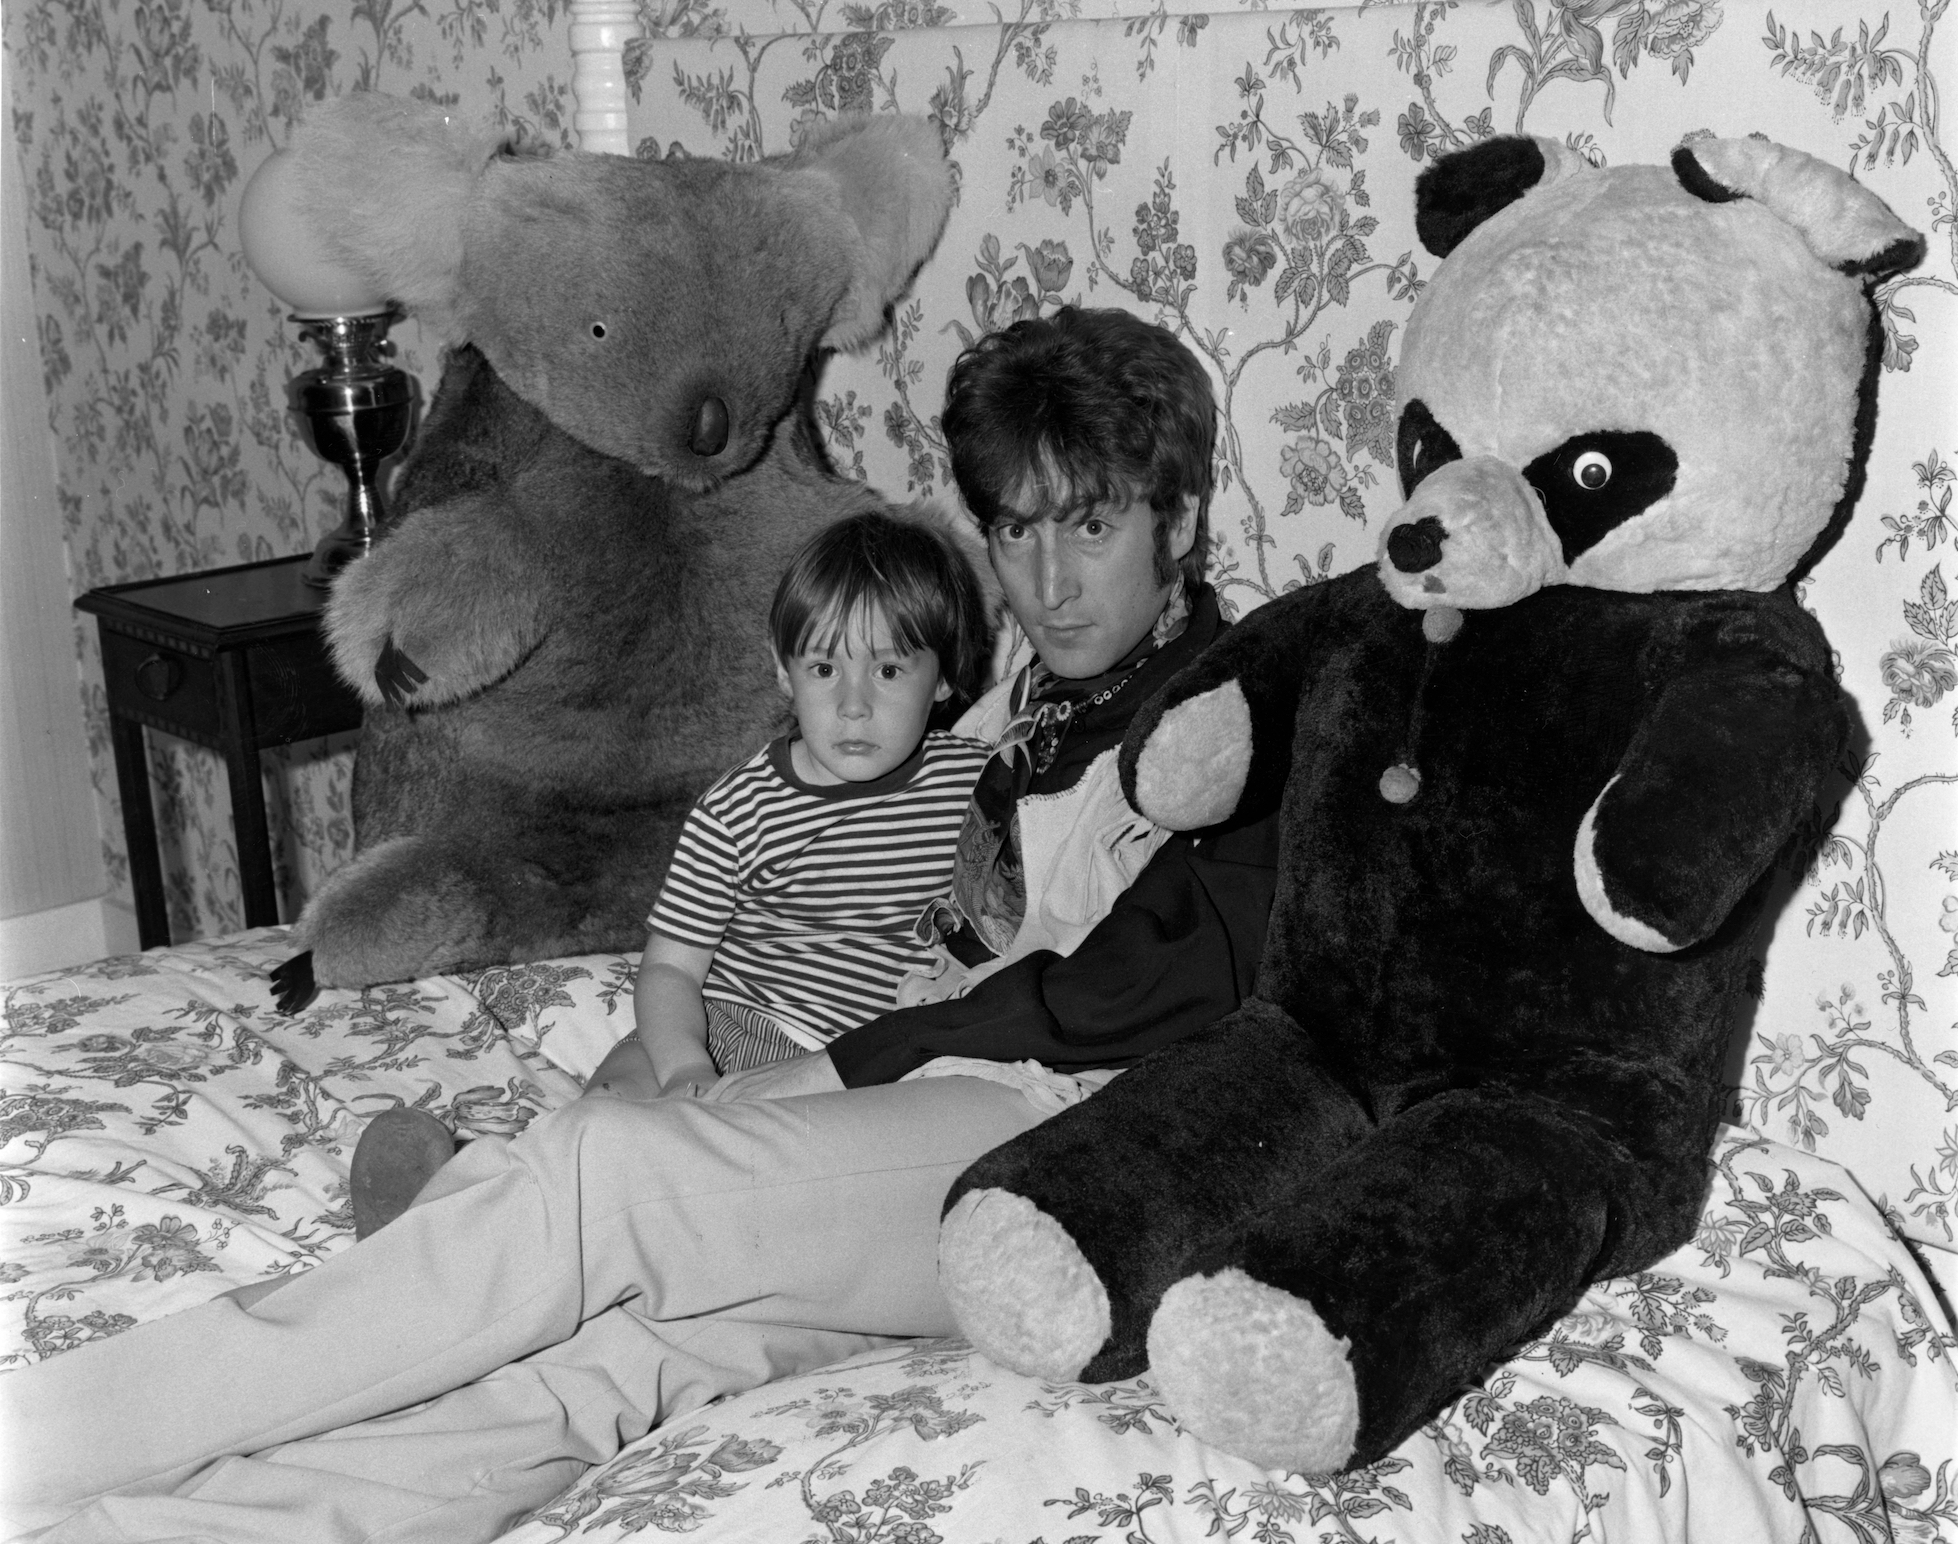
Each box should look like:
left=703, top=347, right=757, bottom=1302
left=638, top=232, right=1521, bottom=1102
left=654, top=1055, right=721, bottom=1101
left=701, top=1050, right=845, bottom=1104
left=585, top=1037, right=665, bottom=1102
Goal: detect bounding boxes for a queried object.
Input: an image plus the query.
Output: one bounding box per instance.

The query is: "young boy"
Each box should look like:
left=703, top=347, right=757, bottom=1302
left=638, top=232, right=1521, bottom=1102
left=585, top=508, right=995, bottom=1102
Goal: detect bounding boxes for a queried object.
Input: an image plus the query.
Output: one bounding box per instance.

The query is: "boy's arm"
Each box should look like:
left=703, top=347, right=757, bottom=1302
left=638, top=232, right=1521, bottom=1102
left=585, top=933, right=719, bottom=1099
left=636, top=935, right=720, bottom=1095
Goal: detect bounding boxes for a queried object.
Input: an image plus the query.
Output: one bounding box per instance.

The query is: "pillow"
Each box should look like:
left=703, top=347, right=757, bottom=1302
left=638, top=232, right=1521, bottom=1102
left=453, top=953, right=641, bottom=1083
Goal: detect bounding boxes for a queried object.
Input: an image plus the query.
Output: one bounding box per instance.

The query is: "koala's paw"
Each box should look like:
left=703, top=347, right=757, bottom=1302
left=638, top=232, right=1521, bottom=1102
left=1573, top=778, right=1682, bottom=954
left=1133, top=682, right=1253, bottom=829
left=375, top=637, right=430, bottom=708
left=268, top=952, right=320, bottom=1016
left=939, top=1188, right=1110, bottom=1381
left=1148, top=1268, right=1359, bottom=1474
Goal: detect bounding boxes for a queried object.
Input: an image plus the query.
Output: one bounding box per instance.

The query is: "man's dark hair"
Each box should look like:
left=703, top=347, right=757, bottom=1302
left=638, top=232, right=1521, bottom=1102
left=941, top=307, right=1215, bottom=588
left=770, top=509, right=992, bottom=709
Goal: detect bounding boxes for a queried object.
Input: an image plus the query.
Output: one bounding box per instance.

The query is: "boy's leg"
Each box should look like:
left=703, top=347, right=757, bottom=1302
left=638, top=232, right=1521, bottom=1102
left=0, top=1076, right=1045, bottom=1541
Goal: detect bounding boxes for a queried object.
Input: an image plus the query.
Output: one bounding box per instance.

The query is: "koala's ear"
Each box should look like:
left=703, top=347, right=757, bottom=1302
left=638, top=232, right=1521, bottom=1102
left=286, top=93, right=503, bottom=338
left=1671, top=137, right=1926, bottom=280
left=1413, top=135, right=1589, bottom=258
left=788, top=115, right=955, bottom=351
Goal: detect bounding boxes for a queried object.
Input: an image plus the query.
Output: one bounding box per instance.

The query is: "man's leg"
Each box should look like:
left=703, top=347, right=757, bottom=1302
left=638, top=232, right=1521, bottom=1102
left=0, top=1077, right=1044, bottom=1542
left=21, top=1307, right=886, bottom=1544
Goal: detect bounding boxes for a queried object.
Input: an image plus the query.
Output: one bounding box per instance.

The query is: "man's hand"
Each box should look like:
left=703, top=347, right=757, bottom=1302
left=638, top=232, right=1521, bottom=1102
left=701, top=1050, right=845, bottom=1103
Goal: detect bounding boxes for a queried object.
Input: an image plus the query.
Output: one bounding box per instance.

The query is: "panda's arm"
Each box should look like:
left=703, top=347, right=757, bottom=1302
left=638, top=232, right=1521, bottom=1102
left=1574, top=643, right=1847, bottom=953
left=1119, top=583, right=1329, bottom=831
left=324, top=491, right=550, bottom=710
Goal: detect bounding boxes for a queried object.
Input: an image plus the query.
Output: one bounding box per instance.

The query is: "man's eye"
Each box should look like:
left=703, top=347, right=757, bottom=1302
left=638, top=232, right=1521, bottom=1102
left=1081, top=519, right=1107, bottom=538
left=998, top=522, right=1029, bottom=542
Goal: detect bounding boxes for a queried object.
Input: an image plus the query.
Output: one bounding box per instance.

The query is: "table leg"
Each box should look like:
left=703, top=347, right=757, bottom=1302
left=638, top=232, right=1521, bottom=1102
left=218, top=654, right=280, bottom=929
left=109, top=714, right=170, bottom=949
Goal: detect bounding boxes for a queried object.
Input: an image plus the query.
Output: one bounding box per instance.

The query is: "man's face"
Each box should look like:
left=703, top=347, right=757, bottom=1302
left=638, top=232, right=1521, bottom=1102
left=987, top=486, right=1197, bottom=680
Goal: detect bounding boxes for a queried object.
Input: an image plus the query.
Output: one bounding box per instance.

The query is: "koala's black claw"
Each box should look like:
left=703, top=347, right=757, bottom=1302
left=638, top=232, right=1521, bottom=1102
left=270, top=951, right=320, bottom=1016
left=376, top=639, right=429, bottom=708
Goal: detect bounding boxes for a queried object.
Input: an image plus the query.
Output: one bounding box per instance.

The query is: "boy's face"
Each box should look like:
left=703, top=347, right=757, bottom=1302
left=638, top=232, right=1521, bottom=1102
left=774, top=605, right=952, bottom=786
left=987, top=485, right=1197, bottom=680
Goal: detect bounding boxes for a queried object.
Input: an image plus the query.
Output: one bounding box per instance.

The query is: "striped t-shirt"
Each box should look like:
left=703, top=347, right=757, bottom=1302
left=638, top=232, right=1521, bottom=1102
left=649, top=730, right=993, bottom=1048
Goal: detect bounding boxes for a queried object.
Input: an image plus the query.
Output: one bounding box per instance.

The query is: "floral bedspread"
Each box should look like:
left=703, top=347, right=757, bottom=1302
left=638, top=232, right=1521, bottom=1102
left=3, top=931, right=1955, bottom=1543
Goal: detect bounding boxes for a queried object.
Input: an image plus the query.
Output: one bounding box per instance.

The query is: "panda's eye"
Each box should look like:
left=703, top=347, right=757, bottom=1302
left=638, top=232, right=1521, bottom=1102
left=1524, top=430, right=1677, bottom=566
left=1396, top=399, right=1462, bottom=497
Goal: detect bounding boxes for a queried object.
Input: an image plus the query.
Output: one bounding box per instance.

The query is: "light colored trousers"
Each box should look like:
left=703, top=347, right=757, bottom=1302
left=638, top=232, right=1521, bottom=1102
left=0, top=1077, right=1043, bottom=1544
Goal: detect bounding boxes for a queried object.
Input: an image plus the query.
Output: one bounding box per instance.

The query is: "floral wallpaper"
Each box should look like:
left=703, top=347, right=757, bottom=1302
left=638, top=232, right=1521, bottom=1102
left=5, top=0, right=1954, bottom=1300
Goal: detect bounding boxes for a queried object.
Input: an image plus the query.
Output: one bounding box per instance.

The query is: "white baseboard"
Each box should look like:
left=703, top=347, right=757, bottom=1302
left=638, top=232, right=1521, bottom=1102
left=0, top=896, right=141, bottom=980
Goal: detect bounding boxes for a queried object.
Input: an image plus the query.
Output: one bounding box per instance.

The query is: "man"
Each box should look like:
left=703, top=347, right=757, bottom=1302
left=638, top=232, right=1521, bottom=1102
left=0, top=309, right=1278, bottom=1544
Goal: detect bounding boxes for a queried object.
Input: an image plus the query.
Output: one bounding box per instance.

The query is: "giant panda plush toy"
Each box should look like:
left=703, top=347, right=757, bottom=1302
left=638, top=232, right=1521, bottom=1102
left=935, top=136, right=1924, bottom=1474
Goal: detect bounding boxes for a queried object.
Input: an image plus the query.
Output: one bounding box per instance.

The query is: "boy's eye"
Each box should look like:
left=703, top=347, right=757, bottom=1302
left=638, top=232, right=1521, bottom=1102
left=809, top=662, right=836, bottom=678
left=877, top=663, right=903, bottom=680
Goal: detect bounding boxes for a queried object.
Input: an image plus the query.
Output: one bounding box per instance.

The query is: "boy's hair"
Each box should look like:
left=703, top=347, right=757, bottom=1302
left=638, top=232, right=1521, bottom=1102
left=941, top=307, right=1215, bottom=588
left=770, top=510, right=992, bottom=709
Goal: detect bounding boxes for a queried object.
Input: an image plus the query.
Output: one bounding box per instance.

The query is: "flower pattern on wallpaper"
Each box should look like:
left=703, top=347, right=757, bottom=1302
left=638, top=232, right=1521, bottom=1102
left=6, top=0, right=1955, bottom=1303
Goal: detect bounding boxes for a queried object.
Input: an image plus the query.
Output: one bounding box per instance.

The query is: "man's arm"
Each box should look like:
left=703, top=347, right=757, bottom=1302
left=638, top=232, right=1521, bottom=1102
left=827, top=806, right=1280, bottom=1088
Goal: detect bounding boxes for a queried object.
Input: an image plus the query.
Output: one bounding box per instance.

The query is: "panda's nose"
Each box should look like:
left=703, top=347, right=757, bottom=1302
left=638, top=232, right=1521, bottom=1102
left=1386, top=516, right=1446, bottom=573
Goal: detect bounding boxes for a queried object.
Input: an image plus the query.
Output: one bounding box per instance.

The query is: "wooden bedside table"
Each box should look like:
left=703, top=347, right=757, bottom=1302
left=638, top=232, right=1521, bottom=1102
left=75, top=555, right=365, bottom=948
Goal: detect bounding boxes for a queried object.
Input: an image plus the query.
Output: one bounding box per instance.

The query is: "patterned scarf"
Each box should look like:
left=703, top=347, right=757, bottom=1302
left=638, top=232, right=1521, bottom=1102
left=928, top=581, right=1203, bottom=961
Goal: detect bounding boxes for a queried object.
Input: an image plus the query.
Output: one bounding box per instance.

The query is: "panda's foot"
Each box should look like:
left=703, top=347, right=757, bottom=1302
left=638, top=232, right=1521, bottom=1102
left=1147, top=1268, right=1359, bottom=1474
left=939, top=1188, right=1110, bottom=1380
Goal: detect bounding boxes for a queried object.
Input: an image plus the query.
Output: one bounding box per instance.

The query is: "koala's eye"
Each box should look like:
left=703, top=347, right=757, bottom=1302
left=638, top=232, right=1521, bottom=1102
left=590, top=323, right=608, bottom=340
left=1572, top=451, right=1612, bottom=490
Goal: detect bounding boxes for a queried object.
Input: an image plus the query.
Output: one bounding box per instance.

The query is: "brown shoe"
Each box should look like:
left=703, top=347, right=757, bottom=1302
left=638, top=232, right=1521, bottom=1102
left=350, top=1108, right=455, bottom=1239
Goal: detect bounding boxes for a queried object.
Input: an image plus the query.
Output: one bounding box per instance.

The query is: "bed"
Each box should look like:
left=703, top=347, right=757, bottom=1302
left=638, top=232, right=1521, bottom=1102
left=7, top=0, right=1957, bottom=1536
left=3, top=930, right=1953, bottom=1541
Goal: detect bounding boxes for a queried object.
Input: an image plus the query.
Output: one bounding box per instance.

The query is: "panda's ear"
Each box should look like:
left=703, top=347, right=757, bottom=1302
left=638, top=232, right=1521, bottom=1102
left=1672, top=137, right=1925, bottom=280
left=1414, top=136, right=1585, bottom=258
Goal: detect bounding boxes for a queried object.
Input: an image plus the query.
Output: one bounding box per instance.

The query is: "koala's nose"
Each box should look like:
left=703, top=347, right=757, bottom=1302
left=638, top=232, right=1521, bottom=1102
left=689, top=395, right=730, bottom=457
left=1386, top=516, right=1446, bottom=573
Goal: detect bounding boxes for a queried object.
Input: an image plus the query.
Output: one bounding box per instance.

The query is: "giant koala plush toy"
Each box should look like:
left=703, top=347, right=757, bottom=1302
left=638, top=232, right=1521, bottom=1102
left=270, top=95, right=952, bottom=994
left=937, top=137, right=1923, bottom=1473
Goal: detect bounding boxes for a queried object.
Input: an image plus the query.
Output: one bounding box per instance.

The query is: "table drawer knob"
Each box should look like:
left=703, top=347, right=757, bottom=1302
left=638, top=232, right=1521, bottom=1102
left=135, top=652, right=184, bottom=702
